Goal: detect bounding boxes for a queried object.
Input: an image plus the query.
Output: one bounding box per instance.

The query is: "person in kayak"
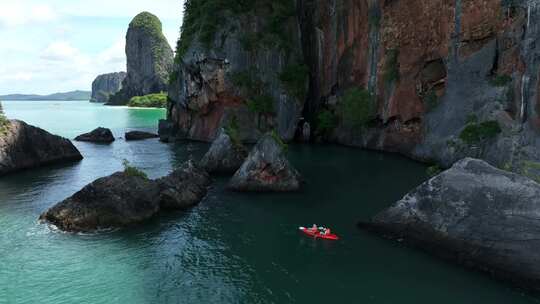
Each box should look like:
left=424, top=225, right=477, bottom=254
left=310, top=224, right=318, bottom=233
left=323, top=228, right=331, bottom=235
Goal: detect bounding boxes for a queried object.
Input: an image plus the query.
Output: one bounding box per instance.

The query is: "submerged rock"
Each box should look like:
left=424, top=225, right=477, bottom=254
left=40, top=161, right=210, bottom=232
left=0, top=120, right=82, bottom=176
left=229, top=133, right=301, bottom=192
left=200, top=129, right=248, bottom=174
left=125, top=131, right=159, bottom=141
left=75, top=127, right=115, bottom=143
left=360, top=158, right=540, bottom=292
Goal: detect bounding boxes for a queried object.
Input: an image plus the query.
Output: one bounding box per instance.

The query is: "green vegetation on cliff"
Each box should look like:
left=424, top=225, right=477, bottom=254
left=177, top=0, right=229, bottom=58
left=130, top=12, right=165, bottom=37
left=316, top=109, right=338, bottom=137
left=247, top=95, right=274, bottom=114
left=130, top=12, right=169, bottom=59
left=384, top=49, right=400, bottom=84
left=341, top=88, right=376, bottom=129
left=232, top=69, right=275, bottom=115
left=177, top=0, right=297, bottom=58
left=0, top=101, right=9, bottom=134
left=459, top=120, right=501, bottom=144
left=237, top=0, right=297, bottom=53
left=122, top=159, right=148, bottom=180
left=127, top=93, right=168, bottom=108
left=426, top=165, right=442, bottom=177
left=279, top=63, right=309, bottom=102
left=224, top=116, right=242, bottom=148
left=270, top=129, right=288, bottom=152
left=490, top=74, right=512, bottom=87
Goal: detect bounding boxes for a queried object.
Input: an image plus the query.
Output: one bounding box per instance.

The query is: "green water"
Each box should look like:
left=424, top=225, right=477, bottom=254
left=0, top=100, right=538, bottom=303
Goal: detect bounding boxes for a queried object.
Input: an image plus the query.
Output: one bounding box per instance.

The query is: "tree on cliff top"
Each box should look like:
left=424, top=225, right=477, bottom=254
left=0, top=101, right=9, bottom=133
left=130, top=11, right=165, bottom=37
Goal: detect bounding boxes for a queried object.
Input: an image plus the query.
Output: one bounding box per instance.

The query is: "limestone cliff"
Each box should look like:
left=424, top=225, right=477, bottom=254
left=166, top=0, right=307, bottom=142
left=300, top=0, right=540, bottom=174
left=90, top=72, right=126, bottom=103
left=164, top=0, right=540, bottom=175
left=108, top=12, right=174, bottom=105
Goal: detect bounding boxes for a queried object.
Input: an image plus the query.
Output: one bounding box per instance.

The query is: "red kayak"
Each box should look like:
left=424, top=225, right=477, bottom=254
left=299, top=226, right=339, bottom=240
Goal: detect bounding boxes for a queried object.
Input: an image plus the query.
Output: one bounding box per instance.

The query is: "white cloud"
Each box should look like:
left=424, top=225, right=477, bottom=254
left=56, top=0, right=183, bottom=20
left=0, top=0, right=184, bottom=94
left=30, top=4, right=57, bottom=22
left=28, top=39, right=125, bottom=91
left=41, top=41, right=81, bottom=61
left=97, top=38, right=126, bottom=65
left=0, top=1, right=57, bottom=27
left=6, top=72, right=34, bottom=81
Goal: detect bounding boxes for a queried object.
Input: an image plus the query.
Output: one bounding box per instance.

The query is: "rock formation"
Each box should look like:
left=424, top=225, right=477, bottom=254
left=156, top=161, right=211, bottom=209
left=125, top=131, right=159, bottom=141
left=90, top=72, right=126, bottom=103
left=107, top=12, right=174, bottom=105
left=200, top=128, right=248, bottom=174
left=158, top=119, right=174, bottom=142
left=40, top=161, right=210, bottom=232
left=360, top=158, right=540, bottom=292
left=229, top=132, right=301, bottom=192
left=75, top=127, right=115, bottom=143
left=161, top=0, right=540, bottom=177
left=163, top=1, right=306, bottom=142
left=0, top=120, right=82, bottom=176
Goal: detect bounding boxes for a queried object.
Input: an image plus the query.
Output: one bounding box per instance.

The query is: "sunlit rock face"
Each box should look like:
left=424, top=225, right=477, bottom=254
left=108, top=12, right=174, bottom=105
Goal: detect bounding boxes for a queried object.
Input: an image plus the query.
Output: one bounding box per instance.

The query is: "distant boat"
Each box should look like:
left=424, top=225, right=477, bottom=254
left=299, top=226, right=339, bottom=240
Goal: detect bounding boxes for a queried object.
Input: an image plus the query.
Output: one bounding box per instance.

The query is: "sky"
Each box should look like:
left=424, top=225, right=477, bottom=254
left=0, top=0, right=185, bottom=95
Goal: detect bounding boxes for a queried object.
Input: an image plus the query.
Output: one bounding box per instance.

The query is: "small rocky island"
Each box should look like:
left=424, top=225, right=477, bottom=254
left=229, top=132, right=302, bottom=192
left=125, top=131, right=159, bottom=141
left=200, top=128, right=248, bottom=174
left=0, top=120, right=82, bottom=176
left=40, top=161, right=210, bottom=232
left=75, top=127, right=115, bottom=143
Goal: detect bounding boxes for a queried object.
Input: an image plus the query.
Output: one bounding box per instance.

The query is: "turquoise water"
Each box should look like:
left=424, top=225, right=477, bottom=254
left=0, top=100, right=538, bottom=303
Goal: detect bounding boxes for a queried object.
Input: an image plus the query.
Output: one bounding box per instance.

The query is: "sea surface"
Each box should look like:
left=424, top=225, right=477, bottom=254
left=0, top=100, right=538, bottom=303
